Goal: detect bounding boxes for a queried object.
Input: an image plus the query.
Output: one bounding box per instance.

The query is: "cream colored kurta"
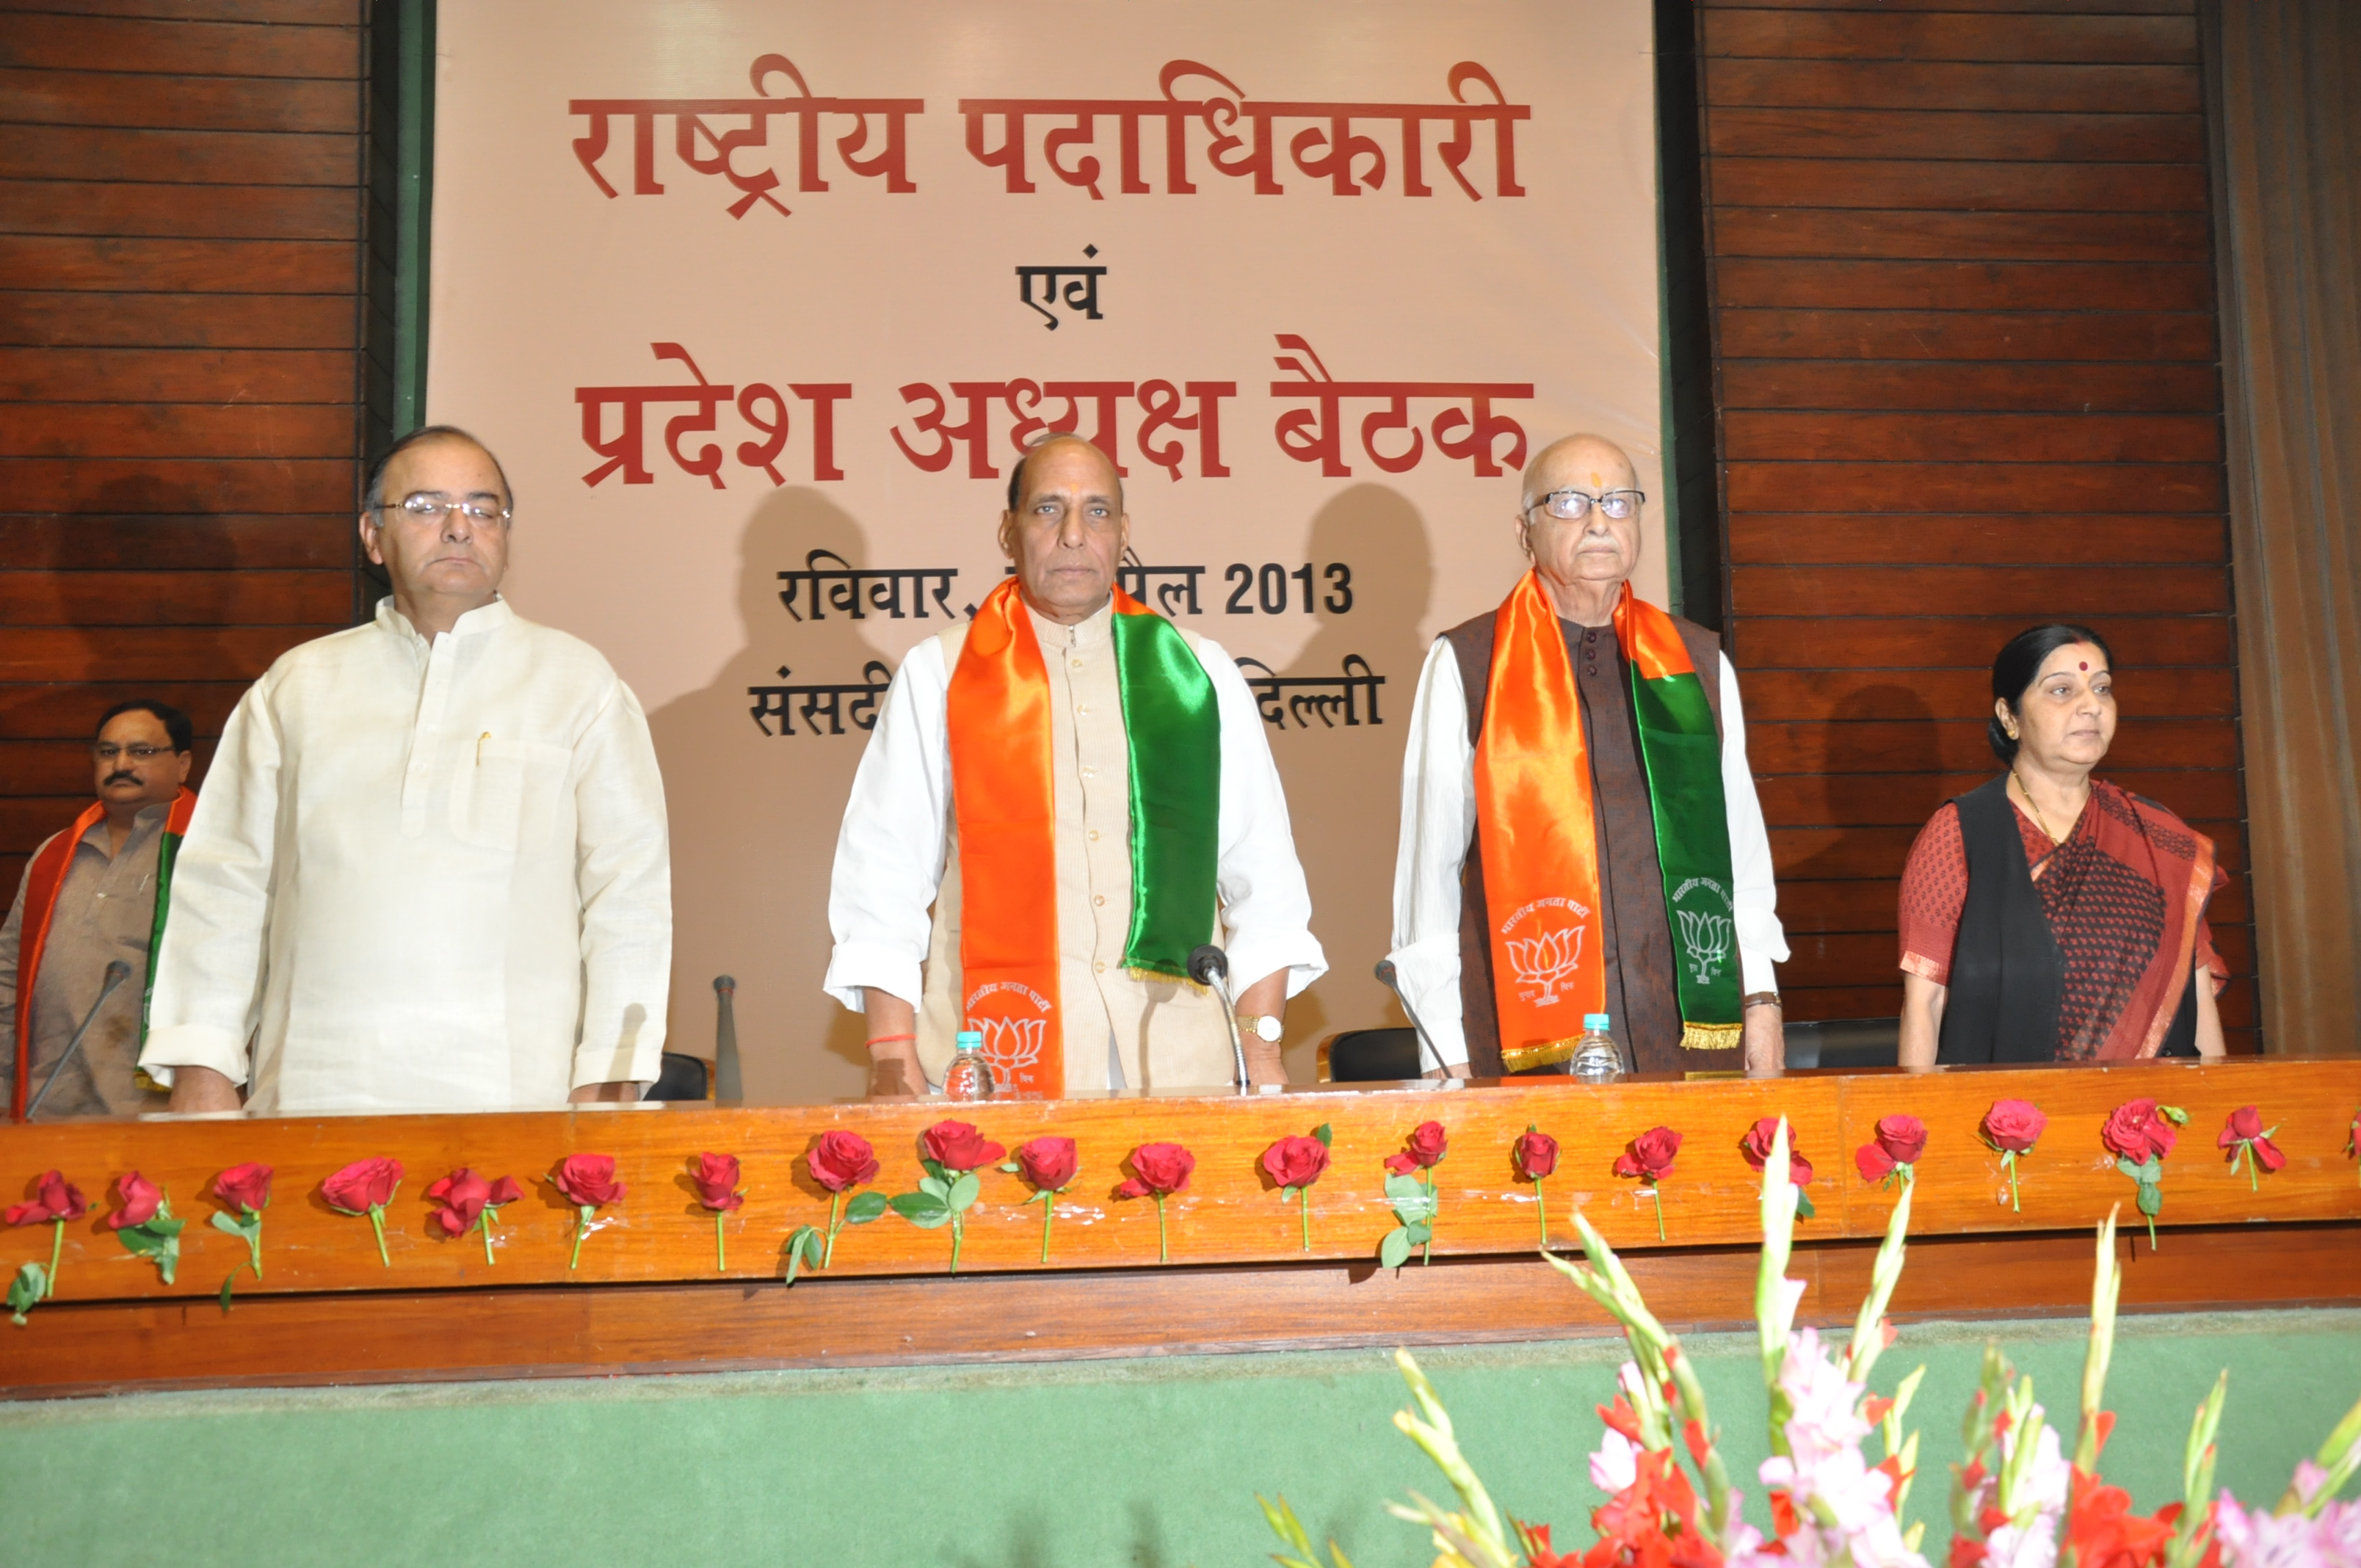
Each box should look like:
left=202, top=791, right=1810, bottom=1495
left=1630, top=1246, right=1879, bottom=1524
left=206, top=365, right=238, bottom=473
left=824, top=600, right=1324, bottom=1092
left=141, top=598, right=672, bottom=1113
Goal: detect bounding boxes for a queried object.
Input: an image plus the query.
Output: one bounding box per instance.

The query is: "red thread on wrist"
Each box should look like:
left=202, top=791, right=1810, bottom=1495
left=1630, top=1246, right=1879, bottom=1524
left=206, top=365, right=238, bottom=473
left=866, top=1033, right=917, bottom=1049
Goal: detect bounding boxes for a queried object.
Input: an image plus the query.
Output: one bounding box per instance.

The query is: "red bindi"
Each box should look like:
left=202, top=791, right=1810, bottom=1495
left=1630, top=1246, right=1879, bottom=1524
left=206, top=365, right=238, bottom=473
left=2079, top=661, right=2088, bottom=670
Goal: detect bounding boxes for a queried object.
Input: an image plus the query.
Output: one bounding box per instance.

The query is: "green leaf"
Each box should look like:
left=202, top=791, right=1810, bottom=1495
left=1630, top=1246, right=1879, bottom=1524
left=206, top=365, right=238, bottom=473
left=889, top=1191, right=952, bottom=1229
left=844, top=1191, right=888, bottom=1224
left=209, top=1212, right=246, bottom=1239
left=947, top=1171, right=980, bottom=1212
left=1379, top=1227, right=1413, bottom=1270
left=1311, top=1124, right=1332, bottom=1147
left=1401, top=1222, right=1432, bottom=1246
left=917, top=1173, right=950, bottom=1201
left=1279, top=1185, right=1297, bottom=1202
left=2116, top=1155, right=2147, bottom=1183
left=7, top=1263, right=46, bottom=1324
left=782, top=1224, right=823, bottom=1284
left=220, top=1273, right=236, bottom=1313
left=997, top=1161, right=1020, bottom=1175
left=2136, top=1180, right=2164, bottom=1219
left=2158, top=1105, right=2188, bottom=1126
left=1382, top=1172, right=1426, bottom=1203
left=919, top=1158, right=949, bottom=1183
left=1796, top=1188, right=1817, bottom=1222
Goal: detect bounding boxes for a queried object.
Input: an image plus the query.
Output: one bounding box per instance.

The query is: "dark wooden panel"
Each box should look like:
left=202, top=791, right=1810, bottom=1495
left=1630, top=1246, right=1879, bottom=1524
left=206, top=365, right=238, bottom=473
left=1732, top=562, right=2228, bottom=617
left=0, top=625, right=320, bottom=681
left=0, top=68, right=359, bottom=134
left=1708, top=108, right=2204, bottom=163
left=1711, top=158, right=2208, bottom=214
left=1724, top=460, right=2224, bottom=512
left=1719, top=361, right=2221, bottom=413
left=0, top=347, right=353, bottom=402
left=1704, top=1, right=2194, bottom=13
left=1780, top=932, right=1912, bottom=989
left=1712, top=259, right=2213, bottom=312
left=0, top=402, right=358, bottom=458
left=1758, top=769, right=2245, bottom=828
left=1782, top=984, right=1904, bottom=1020
left=1780, top=879, right=1917, bottom=935
left=1705, top=11, right=2197, bottom=64
left=0, top=179, right=358, bottom=241
left=0, top=290, right=357, bottom=348
left=0, top=514, right=355, bottom=569
left=0, top=126, right=356, bottom=186
left=0, top=236, right=355, bottom=293
left=1740, top=666, right=2237, bottom=722
left=1723, top=412, right=2222, bottom=465
left=0, top=457, right=353, bottom=512
left=1716, top=308, right=2214, bottom=360
left=1730, top=616, right=2231, bottom=669
left=1705, top=59, right=2204, bottom=115
left=0, top=678, right=248, bottom=738
left=1728, top=512, right=2225, bottom=565
left=1711, top=208, right=2211, bottom=262
left=1749, top=717, right=2238, bottom=774
left=0, top=14, right=360, bottom=79
left=0, top=0, right=357, bottom=22
left=0, top=568, right=351, bottom=627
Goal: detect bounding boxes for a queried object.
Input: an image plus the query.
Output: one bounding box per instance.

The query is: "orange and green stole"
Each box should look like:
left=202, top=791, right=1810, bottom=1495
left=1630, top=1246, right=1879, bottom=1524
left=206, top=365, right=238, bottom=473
left=10, top=788, right=197, bottom=1117
left=1475, top=574, right=1741, bottom=1070
left=945, top=581, right=1219, bottom=1094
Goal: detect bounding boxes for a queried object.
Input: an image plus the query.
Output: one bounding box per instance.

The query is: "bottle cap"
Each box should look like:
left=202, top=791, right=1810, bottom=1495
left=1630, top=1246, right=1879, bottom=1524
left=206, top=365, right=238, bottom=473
left=954, top=1029, right=983, bottom=1051
left=1583, top=1014, right=1611, bottom=1031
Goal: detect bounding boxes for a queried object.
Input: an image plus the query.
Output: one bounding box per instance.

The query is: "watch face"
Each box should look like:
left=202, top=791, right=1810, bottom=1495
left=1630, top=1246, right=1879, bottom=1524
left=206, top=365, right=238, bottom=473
left=1250, top=1015, right=1283, bottom=1042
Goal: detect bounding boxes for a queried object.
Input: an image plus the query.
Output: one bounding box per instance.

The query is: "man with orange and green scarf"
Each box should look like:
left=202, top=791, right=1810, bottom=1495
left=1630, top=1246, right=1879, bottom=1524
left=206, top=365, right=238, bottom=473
left=1388, top=435, right=1790, bottom=1078
left=825, top=434, right=1325, bottom=1098
left=1, top=700, right=197, bottom=1117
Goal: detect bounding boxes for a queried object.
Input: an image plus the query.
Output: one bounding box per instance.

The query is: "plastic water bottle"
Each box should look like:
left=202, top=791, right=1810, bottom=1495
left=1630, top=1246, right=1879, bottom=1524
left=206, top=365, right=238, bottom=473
left=1570, top=1013, right=1620, bottom=1081
left=943, top=1029, right=995, bottom=1100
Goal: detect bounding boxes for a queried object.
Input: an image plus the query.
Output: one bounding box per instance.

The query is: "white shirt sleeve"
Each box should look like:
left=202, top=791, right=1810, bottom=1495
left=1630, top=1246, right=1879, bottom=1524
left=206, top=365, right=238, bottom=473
left=1721, top=653, right=1790, bottom=991
left=822, top=639, right=952, bottom=1012
left=1195, top=637, right=1327, bottom=998
left=1387, top=639, right=1475, bottom=1070
left=567, top=679, right=674, bottom=1089
left=142, top=676, right=283, bottom=1089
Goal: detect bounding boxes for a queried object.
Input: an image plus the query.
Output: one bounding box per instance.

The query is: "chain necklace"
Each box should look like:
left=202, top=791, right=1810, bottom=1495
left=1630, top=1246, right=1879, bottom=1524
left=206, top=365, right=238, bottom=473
left=2010, top=769, right=2070, bottom=845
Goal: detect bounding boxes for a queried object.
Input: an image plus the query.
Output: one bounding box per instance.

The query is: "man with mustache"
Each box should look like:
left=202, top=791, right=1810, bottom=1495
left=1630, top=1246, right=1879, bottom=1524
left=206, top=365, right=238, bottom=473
left=1388, top=433, right=1789, bottom=1076
left=140, top=426, right=672, bottom=1114
left=826, top=433, right=1324, bottom=1097
left=1, top=701, right=196, bottom=1117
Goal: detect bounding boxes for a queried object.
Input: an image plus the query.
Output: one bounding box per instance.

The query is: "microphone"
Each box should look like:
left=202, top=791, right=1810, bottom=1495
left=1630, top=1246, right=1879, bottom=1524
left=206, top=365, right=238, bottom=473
left=1374, top=959, right=1443, bottom=1072
left=711, top=975, right=741, bottom=1105
left=26, top=959, right=132, bottom=1119
left=1187, top=943, right=1250, bottom=1092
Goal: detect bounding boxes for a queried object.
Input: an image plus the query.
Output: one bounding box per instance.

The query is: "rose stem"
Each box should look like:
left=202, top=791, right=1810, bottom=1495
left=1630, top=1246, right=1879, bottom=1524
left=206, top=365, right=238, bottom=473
left=368, top=1205, right=391, bottom=1268
left=46, top=1220, right=64, bottom=1299
left=2246, top=1145, right=2258, bottom=1193
left=949, top=1213, right=962, bottom=1276
left=715, top=1211, right=726, bottom=1273
left=1534, top=1179, right=1546, bottom=1248
left=1652, top=1186, right=1666, bottom=1243
left=1422, top=1171, right=1435, bottom=1265
left=480, top=1211, right=496, bottom=1266
left=248, top=1216, right=264, bottom=1281
left=2008, top=1155, right=2022, bottom=1213
left=822, top=1191, right=843, bottom=1269
left=1156, top=1194, right=1169, bottom=1264
left=569, top=1205, right=590, bottom=1270
left=1299, top=1189, right=1311, bottom=1254
left=2147, top=1211, right=2159, bottom=1252
left=1041, top=1192, right=1054, bottom=1264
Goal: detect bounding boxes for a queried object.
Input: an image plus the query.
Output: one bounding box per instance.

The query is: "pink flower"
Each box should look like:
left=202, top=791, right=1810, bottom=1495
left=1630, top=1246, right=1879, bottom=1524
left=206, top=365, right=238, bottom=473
left=107, top=1170, right=163, bottom=1230
left=6, top=1170, right=88, bottom=1227
left=1855, top=1114, right=1927, bottom=1183
left=1383, top=1120, right=1448, bottom=1175
left=2219, top=1106, right=2286, bottom=1173
left=690, top=1153, right=744, bottom=1212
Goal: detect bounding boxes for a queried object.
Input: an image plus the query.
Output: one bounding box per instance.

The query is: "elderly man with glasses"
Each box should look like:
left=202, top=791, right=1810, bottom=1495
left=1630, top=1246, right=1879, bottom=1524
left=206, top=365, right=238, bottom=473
left=141, top=426, right=671, bottom=1114
left=1, top=700, right=197, bottom=1117
left=1388, top=432, right=1789, bottom=1078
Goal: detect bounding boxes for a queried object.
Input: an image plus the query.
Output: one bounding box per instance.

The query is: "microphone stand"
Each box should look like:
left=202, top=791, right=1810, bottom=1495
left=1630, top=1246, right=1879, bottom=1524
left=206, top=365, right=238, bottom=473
left=25, top=959, right=131, bottom=1119
left=1187, top=944, right=1250, bottom=1092
left=711, top=975, right=741, bottom=1104
left=1374, top=959, right=1443, bottom=1072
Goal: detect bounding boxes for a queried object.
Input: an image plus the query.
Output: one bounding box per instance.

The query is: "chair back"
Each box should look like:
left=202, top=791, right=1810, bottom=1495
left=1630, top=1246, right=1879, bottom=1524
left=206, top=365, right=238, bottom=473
left=1319, top=1027, right=1422, bottom=1083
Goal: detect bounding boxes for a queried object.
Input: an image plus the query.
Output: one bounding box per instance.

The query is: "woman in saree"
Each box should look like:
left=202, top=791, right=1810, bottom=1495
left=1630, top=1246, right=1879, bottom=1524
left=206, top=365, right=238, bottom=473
left=1897, top=623, right=2227, bottom=1065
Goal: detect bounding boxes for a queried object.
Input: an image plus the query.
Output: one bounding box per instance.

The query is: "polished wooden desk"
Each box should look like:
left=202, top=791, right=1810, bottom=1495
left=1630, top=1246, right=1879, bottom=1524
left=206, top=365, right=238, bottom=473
left=3, top=1060, right=2355, bottom=1399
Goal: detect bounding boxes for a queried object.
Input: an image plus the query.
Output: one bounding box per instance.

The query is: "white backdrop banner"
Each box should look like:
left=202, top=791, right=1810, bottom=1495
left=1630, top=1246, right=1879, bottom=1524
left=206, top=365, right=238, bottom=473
left=427, top=0, right=1665, bottom=1100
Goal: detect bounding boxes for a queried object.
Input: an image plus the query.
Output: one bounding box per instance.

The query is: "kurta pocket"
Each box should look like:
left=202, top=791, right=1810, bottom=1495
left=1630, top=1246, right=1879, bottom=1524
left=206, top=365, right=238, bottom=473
left=451, top=738, right=568, bottom=852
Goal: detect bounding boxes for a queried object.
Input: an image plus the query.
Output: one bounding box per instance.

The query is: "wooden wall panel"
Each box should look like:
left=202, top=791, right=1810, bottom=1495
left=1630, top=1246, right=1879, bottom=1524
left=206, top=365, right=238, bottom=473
left=0, top=4, right=361, bottom=899
left=1697, top=0, right=2255, bottom=1048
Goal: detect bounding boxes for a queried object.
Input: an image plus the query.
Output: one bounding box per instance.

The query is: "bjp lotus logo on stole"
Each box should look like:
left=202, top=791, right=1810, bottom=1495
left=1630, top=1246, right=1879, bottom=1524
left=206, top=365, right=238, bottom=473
left=1675, top=910, right=1733, bottom=985
left=1506, top=925, right=1584, bottom=1006
left=973, top=1015, right=1047, bottom=1075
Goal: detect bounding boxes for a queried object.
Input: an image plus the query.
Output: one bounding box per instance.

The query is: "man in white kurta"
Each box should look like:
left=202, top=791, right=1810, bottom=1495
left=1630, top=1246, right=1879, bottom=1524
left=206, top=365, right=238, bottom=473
left=1389, top=434, right=1789, bottom=1076
left=141, top=428, right=671, bottom=1113
left=825, top=435, right=1324, bottom=1095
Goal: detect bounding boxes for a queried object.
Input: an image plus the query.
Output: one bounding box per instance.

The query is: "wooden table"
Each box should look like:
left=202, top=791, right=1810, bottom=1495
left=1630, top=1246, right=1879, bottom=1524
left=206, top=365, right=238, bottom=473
left=4, top=1059, right=2356, bottom=1400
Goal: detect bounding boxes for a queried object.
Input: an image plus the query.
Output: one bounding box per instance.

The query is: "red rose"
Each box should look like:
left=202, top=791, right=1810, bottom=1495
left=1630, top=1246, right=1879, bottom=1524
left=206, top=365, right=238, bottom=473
left=1384, top=1120, right=1449, bottom=1175
left=1015, top=1136, right=1080, bottom=1192
left=2219, top=1106, right=2285, bottom=1173
left=2100, top=1099, right=2177, bottom=1164
left=689, top=1153, right=744, bottom=1212
left=108, top=1170, right=163, bottom=1230
left=1739, top=1118, right=1813, bottom=1186
left=1856, top=1141, right=1896, bottom=1183
left=322, top=1157, right=405, bottom=1214
left=211, top=1162, right=273, bottom=1214
left=1874, top=1114, right=1928, bottom=1165
left=1260, top=1135, right=1330, bottom=1190
left=425, top=1168, right=493, bottom=1236
left=487, top=1175, right=523, bottom=1206
left=552, top=1153, right=625, bottom=1207
left=1115, top=1142, right=1195, bottom=1198
left=1515, top=1130, right=1560, bottom=1182
left=6, top=1169, right=88, bottom=1226
left=921, top=1119, right=1006, bottom=1174
left=808, top=1130, right=880, bottom=1193
left=1614, top=1127, right=1681, bottom=1181
left=1981, top=1099, right=2047, bottom=1153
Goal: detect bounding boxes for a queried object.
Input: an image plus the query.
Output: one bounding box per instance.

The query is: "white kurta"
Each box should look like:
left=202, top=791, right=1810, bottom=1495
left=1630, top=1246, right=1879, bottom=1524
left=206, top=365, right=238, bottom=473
left=142, top=598, right=672, bottom=1113
left=824, top=600, right=1325, bottom=1092
left=1387, top=636, right=1789, bottom=1070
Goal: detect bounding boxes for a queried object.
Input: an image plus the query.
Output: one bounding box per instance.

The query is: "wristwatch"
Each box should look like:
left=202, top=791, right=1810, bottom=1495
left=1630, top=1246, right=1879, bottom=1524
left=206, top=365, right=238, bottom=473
left=1236, top=1013, right=1283, bottom=1043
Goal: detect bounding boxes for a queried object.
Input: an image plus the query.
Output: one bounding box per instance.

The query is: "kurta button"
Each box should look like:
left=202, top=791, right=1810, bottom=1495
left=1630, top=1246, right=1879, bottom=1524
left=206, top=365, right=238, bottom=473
left=1095, top=962, right=1106, bottom=973
left=1586, top=664, right=1598, bottom=676
left=1076, top=705, right=1089, bottom=717
left=1087, top=829, right=1100, bottom=841
left=1093, top=894, right=1106, bottom=907
left=1081, top=766, right=1095, bottom=778
left=1071, top=658, right=1084, bottom=669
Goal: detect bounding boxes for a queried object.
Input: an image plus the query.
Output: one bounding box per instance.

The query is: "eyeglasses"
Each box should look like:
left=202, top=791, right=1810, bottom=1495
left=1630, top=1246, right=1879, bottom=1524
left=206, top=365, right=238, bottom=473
left=1528, top=488, right=1645, bottom=522
left=93, top=744, right=174, bottom=762
left=380, top=493, right=512, bottom=524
